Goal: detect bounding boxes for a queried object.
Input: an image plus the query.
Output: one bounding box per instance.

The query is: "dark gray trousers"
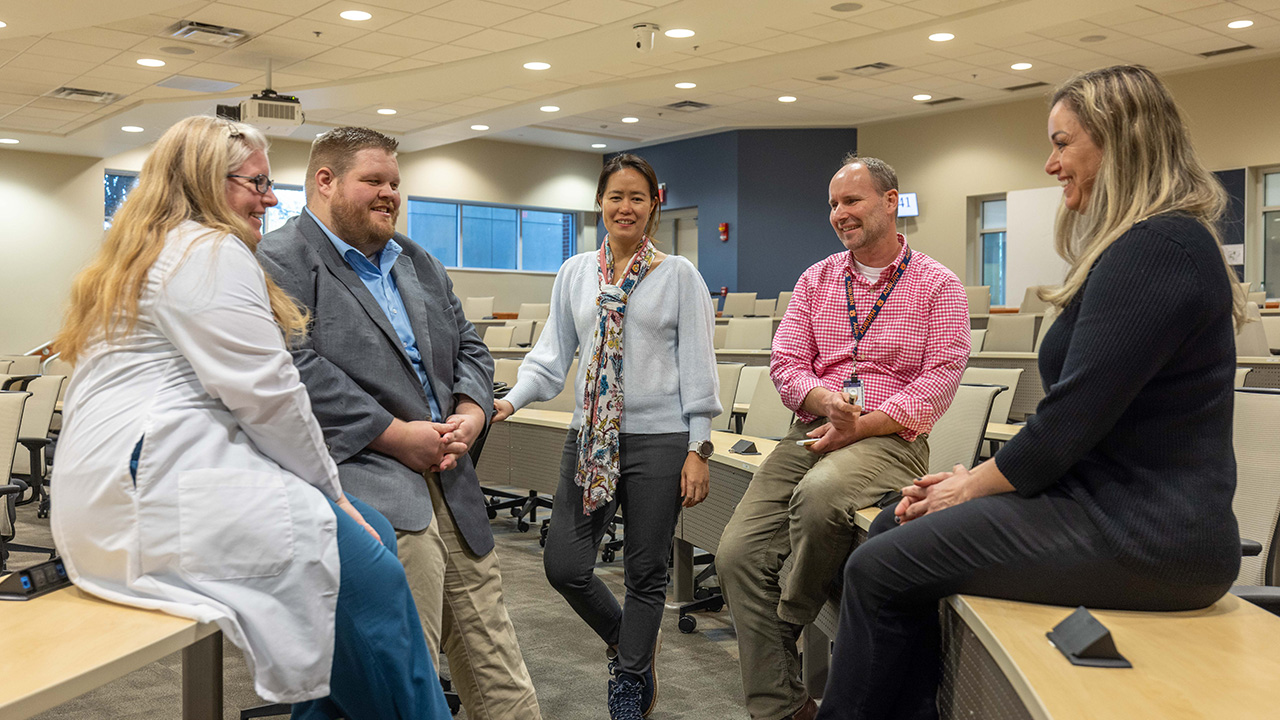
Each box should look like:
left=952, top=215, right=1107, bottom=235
left=815, top=490, right=1233, bottom=720
left=543, top=430, right=686, bottom=676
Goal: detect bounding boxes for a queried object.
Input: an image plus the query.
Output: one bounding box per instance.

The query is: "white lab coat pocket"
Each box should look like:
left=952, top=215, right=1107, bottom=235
left=178, top=469, right=296, bottom=581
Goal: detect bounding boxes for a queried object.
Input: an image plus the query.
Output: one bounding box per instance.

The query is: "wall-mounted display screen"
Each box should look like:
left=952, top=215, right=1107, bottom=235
left=898, top=192, right=919, bottom=218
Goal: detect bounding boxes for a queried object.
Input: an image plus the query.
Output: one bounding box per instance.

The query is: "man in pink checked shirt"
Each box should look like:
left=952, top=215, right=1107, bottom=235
left=717, top=155, right=970, bottom=720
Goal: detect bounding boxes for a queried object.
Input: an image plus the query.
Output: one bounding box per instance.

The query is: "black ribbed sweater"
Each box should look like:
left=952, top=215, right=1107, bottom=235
left=995, top=213, right=1241, bottom=585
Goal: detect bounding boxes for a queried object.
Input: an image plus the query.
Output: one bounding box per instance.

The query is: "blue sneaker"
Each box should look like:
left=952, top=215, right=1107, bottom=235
left=607, top=673, right=645, bottom=720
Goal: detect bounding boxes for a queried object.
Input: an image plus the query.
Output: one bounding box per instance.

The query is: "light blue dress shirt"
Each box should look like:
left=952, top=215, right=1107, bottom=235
left=306, top=208, right=443, bottom=422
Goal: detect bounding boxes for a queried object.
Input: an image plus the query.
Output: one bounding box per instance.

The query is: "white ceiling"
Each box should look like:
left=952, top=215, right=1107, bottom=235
left=0, top=0, right=1277, bottom=158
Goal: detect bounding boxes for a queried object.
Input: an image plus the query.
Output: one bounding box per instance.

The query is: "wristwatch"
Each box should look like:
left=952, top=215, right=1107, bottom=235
left=688, top=439, right=714, bottom=460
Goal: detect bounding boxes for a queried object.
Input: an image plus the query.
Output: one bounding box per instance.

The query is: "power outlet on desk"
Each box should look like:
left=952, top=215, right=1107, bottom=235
left=0, top=556, right=71, bottom=601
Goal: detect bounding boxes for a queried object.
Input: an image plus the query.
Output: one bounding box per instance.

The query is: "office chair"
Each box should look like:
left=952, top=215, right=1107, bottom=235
left=1228, top=388, right=1280, bottom=616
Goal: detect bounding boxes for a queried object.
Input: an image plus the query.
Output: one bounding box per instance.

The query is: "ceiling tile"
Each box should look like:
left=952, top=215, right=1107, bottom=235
left=856, top=5, right=937, bottom=30
left=310, top=46, right=401, bottom=69
left=412, top=44, right=489, bottom=62
left=383, top=15, right=484, bottom=43
left=707, top=46, right=773, bottom=63
left=494, top=12, right=595, bottom=39
left=424, top=0, right=531, bottom=25
left=24, top=39, right=121, bottom=64
left=48, top=27, right=149, bottom=50
left=188, top=63, right=265, bottom=83
left=1141, top=0, right=1219, bottom=12
left=795, top=22, right=878, bottom=43
left=1030, top=19, right=1101, bottom=39
left=451, top=28, right=541, bottom=51
left=278, top=59, right=363, bottom=79
left=98, top=14, right=177, bottom=36
left=182, top=5, right=295, bottom=35
left=750, top=33, right=826, bottom=53
left=269, top=19, right=371, bottom=46
left=343, top=33, right=439, bottom=56
left=488, top=0, right=563, bottom=10
left=1084, top=6, right=1160, bottom=25
left=301, top=0, right=412, bottom=30
left=764, top=12, right=831, bottom=34
left=661, top=56, right=722, bottom=71
left=6, top=54, right=102, bottom=76
left=221, top=0, right=329, bottom=13
left=213, top=35, right=330, bottom=67
left=905, top=0, right=996, bottom=14
left=541, top=0, right=651, bottom=25
left=1174, top=2, right=1259, bottom=25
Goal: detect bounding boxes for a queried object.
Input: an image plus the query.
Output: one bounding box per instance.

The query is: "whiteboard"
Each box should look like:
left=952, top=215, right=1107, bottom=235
left=1005, top=186, right=1069, bottom=308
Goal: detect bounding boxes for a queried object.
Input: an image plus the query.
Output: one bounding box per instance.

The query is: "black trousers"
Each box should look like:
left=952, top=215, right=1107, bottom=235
left=815, top=490, right=1231, bottom=720
left=543, top=430, right=686, bottom=677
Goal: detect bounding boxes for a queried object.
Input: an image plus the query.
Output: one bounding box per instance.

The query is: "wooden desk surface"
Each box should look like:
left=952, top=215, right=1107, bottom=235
left=986, top=423, right=1023, bottom=442
left=508, top=408, right=573, bottom=429
left=0, top=585, right=219, bottom=719
left=951, top=593, right=1280, bottom=720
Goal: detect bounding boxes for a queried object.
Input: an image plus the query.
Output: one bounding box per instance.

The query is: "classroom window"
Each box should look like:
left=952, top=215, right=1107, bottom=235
left=104, top=171, right=139, bottom=229
left=980, top=198, right=1007, bottom=306
left=264, top=185, right=306, bottom=235
left=1264, top=171, right=1280, bottom=298
left=406, top=198, right=575, bottom=271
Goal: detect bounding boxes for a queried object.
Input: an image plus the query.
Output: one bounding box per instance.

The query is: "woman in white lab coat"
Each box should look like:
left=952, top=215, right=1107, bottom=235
left=51, top=115, right=448, bottom=718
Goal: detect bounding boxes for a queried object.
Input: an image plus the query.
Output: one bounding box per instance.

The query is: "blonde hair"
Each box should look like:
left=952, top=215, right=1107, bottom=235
left=1042, top=65, right=1244, bottom=326
left=56, top=115, right=309, bottom=364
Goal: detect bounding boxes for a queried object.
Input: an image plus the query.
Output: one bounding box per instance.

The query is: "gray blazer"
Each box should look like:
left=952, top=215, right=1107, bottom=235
left=258, top=212, right=496, bottom=556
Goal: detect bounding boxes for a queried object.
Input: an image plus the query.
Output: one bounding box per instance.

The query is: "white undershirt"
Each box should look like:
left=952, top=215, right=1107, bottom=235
left=854, top=258, right=889, bottom=284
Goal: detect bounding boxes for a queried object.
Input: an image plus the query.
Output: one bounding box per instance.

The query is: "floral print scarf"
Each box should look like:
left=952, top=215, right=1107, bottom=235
left=575, top=235, right=656, bottom=513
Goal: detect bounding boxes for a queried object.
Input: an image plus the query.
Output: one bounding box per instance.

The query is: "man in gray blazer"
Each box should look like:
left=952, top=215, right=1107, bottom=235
left=258, top=127, right=541, bottom=719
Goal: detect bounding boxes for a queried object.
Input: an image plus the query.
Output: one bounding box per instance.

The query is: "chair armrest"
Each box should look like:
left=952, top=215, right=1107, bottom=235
left=17, top=437, right=52, bottom=450
left=1242, top=539, right=1264, bottom=557
left=1231, top=586, right=1280, bottom=616
left=1, top=375, right=38, bottom=391
left=0, top=483, right=22, bottom=497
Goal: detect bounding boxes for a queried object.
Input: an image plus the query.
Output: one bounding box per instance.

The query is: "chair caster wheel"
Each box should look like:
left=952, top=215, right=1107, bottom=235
left=486, top=507, right=497, bottom=519
left=517, top=519, right=529, bottom=533
left=679, top=615, right=697, bottom=633
left=602, top=549, right=616, bottom=563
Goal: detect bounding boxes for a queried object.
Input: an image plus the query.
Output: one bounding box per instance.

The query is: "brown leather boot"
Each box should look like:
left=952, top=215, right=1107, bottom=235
left=788, top=697, right=818, bottom=720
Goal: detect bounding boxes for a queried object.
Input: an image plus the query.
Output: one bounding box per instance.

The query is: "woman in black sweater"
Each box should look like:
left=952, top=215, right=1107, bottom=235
left=815, top=65, right=1243, bottom=720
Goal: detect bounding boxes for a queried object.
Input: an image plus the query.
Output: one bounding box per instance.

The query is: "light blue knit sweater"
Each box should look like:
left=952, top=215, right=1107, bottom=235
left=503, top=251, right=721, bottom=443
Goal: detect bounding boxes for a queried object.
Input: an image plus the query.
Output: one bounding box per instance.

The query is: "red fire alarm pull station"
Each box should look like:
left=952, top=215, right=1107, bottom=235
left=658, top=183, right=667, bottom=204
left=719, top=222, right=729, bottom=242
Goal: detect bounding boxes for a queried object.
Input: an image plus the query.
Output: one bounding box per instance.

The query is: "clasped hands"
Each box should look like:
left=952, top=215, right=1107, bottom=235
left=894, top=460, right=1013, bottom=524
left=374, top=399, right=486, bottom=474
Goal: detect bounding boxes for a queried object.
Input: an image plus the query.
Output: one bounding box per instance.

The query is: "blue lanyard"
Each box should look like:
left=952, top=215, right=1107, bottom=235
left=843, top=248, right=912, bottom=378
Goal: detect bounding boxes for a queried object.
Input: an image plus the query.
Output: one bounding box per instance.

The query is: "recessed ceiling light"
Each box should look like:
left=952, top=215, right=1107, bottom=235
left=0, top=138, right=18, bottom=144
left=592, top=143, right=607, bottom=148
left=377, top=108, right=396, bottom=115
left=621, top=116, right=639, bottom=123
left=913, top=94, right=932, bottom=101
left=1080, top=34, right=1106, bottom=42
left=928, top=33, right=954, bottom=42
left=136, top=58, right=165, bottom=67
left=675, top=82, right=696, bottom=89
left=122, top=126, right=144, bottom=133
left=340, top=10, right=372, bottom=21
left=1011, top=62, right=1033, bottom=70
left=540, top=105, right=560, bottom=112
left=471, top=124, right=489, bottom=131
left=1228, top=20, right=1254, bottom=29
left=523, top=61, right=551, bottom=70
left=0, top=21, right=7, bottom=29
left=778, top=96, right=797, bottom=102
left=830, top=2, right=862, bottom=11
left=665, top=28, right=695, bottom=38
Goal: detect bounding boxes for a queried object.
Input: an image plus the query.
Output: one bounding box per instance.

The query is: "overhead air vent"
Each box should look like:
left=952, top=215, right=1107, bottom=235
left=839, top=62, right=896, bottom=77
left=924, top=96, right=962, bottom=106
left=663, top=100, right=712, bottom=112
left=163, top=20, right=250, bottom=48
left=1005, top=81, right=1050, bottom=92
left=158, top=75, right=239, bottom=93
left=45, top=87, right=123, bottom=104
left=1200, top=44, right=1254, bottom=58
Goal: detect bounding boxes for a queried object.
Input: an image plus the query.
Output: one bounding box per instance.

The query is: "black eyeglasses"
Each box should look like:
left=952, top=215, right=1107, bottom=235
left=226, top=173, right=274, bottom=195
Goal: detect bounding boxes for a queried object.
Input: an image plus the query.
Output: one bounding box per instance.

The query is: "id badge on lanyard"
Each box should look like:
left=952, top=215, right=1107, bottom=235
left=844, top=248, right=912, bottom=409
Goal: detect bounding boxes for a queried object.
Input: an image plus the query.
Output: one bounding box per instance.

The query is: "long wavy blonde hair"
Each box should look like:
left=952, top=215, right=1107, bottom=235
left=57, top=116, right=309, bottom=364
left=1042, top=65, right=1244, bottom=326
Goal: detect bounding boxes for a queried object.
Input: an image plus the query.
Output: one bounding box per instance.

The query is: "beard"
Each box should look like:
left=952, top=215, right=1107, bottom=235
left=330, top=189, right=397, bottom=250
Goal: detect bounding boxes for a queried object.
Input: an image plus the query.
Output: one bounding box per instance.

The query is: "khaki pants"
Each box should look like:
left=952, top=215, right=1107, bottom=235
left=717, top=419, right=929, bottom=720
left=397, top=473, right=542, bottom=720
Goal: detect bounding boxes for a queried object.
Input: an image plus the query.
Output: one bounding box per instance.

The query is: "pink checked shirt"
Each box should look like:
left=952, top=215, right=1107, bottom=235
left=770, top=235, right=970, bottom=441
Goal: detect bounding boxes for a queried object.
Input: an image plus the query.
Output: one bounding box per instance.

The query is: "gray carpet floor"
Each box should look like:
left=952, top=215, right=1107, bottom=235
left=10, top=490, right=750, bottom=719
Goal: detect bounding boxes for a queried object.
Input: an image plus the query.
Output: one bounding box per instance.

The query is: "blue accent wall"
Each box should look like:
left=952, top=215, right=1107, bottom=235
left=1215, top=168, right=1246, bottom=281
left=736, top=129, right=859, bottom=298
left=606, top=127, right=857, bottom=300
